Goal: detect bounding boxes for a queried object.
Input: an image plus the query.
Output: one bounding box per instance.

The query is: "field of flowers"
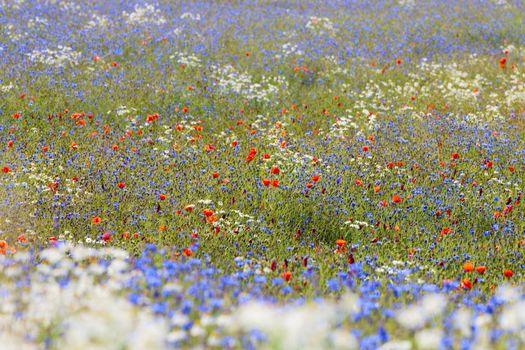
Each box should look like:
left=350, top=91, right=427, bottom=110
left=1, top=0, right=525, bottom=349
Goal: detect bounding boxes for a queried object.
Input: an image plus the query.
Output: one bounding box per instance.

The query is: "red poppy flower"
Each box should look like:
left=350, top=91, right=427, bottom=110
left=245, top=147, right=257, bottom=162
left=203, top=209, right=214, bottom=217
left=281, top=271, right=292, bottom=282
left=461, top=278, right=472, bottom=289
left=102, top=232, right=111, bottom=242
left=475, top=266, right=486, bottom=274
left=392, top=195, right=403, bottom=203
left=440, top=227, right=451, bottom=236
left=463, top=262, right=474, bottom=273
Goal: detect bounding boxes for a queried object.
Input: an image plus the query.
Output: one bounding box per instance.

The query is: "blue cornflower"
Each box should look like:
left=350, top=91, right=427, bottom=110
left=326, top=278, right=340, bottom=292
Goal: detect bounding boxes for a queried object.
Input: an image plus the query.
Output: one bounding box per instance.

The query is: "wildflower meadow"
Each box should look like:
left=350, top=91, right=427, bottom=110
left=1, top=0, right=525, bottom=349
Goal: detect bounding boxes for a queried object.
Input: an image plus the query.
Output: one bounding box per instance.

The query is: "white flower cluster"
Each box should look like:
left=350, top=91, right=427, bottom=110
left=112, top=105, right=138, bottom=117
left=27, top=46, right=82, bottom=67
left=214, top=208, right=259, bottom=234
left=275, top=42, right=304, bottom=59
left=86, top=13, right=110, bottom=28
left=228, top=294, right=359, bottom=350
left=27, top=16, right=49, bottom=29
left=228, top=286, right=525, bottom=350
left=250, top=115, right=325, bottom=170
left=306, top=16, right=337, bottom=35
left=344, top=219, right=370, bottom=230
left=398, top=0, right=416, bottom=7
left=492, top=0, right=511, bottom=8
left=5, top=23, right=26, bottom=42
left=180, top=12, right=201, bottom=21
left=211, top=64, right=287, bottom=102
left=123, top=3, right=166, bottom=26
left=0, top=244, right=169, bottom=350
left=331, top=115, right=358, bottom=137
left=22, top=163, right=92, bottom=199
left=505, top=70, right=525, bottom=107
left=0, top=82, right=14, bottom=93
left=0, top=0, right=24, bottom=10
left=170, top=51, right=203, bottom=68
left=43, top=0, right=81, bottom=12
left=395, top=294, right=447, bottom=330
